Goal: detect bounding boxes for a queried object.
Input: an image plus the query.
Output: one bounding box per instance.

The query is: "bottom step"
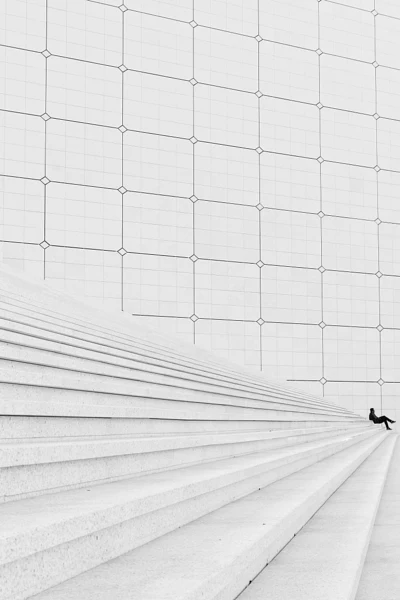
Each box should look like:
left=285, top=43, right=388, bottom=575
left=29, top=431, right=388, bottom=600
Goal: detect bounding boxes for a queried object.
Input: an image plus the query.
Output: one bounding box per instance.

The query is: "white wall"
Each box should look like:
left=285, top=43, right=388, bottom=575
left=1, top=0, right=400, bottom=419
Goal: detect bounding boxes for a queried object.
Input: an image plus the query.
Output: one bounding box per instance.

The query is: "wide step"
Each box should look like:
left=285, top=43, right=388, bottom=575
left=24, top=431, right=387, bottom=600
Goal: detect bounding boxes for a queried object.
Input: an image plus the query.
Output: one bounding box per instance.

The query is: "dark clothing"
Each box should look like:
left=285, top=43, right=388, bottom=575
left=369, top=412, right=394, bottom=430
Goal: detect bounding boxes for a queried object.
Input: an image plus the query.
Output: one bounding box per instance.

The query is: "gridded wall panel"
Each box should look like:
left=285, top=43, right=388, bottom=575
left=2, top=0, right=400, bottom=419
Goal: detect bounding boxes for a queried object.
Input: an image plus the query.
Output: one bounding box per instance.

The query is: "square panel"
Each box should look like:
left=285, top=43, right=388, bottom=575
left=381, top=330, right=400, bottom=381
left=0, top=0, right=46, bottom=51
left=195, top=201, right=259, bottom=262
left=323, top=382, right=380, bottom=418
left=261, top=323, right=323, bottom=381
left=259, top=42, right=319, bottom=104
left=124, top=72, right=192, bottom=138
left=124, top=11, right=192, bottom=79
left=377, top=67, right=400, bottom=121
left=319, top=2, right=375, bottom=62
left=123, top=132, right=193, bottom=197
left=45, top=247, right=121, bottom=311
left=194, top=27, right=258, bottom=92
left=321, top=109, right=376, bottom=167
left=320, top=54, right=375, bottom=114
left=261, top=209, right=321, bottom=268
left=0, top=177, right=44, bottom=243
left=323, top=271, right=379, bottom=327
left=46, top=183, right=122, bottom=250
left=259, top=0, right=318, bottom=50
left=376, top=15, right=400, bottom=69
left=322, top=216, right=378, bottom=273
left=123, top=254, right=193, bottom=317
left=261, top=266, right=321, bottom=324
left=125, top=0, right=193, bottom=21
left=0, top=112, right=45, bottom=179
left=321, top=162, right=377, bottom=220
left=0, top=242, right=44, bottom=278
left=379, top=223, right=400, bottom=276
left=195, top=260, right=259, bottom=320
left=123, top=193, right=192, bottom=256
left=260, top=154, right=320, bottom=213
left=194, top=143, right=259, bottom=205
left=377, top=118, right=400, bottom=171
left=194, top=84, right=258, bottom=148
left=260, top=97, right=320, bottom=159
left=380, top=275, right=400, bottom=329
left=378, top=171, right=400, bottom=223
left=324, top=326, right=380, bottom=381
left=194, top=0, right=258, bottom=36
left=195, top=320, right=261, bottom=370
left=47, top=56, right=122, bottom=127
left=0, top=47, right=45, bottom=115
left=46, top=120, right=121, bottom=188
left=47, top=0, right=122, bottom=65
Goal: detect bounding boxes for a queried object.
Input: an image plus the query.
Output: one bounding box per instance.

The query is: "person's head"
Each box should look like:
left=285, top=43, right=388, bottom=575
left=370, top=408, right=375, bottom=413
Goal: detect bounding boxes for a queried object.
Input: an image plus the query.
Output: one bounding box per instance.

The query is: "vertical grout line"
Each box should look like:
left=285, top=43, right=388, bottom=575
left=121, top=8, right=125, bottom=312
left=257, top=0, right=262, bottom=371
left=43, top=0, right=49, bottom=281
left=192, top=0, right=196, bottom=346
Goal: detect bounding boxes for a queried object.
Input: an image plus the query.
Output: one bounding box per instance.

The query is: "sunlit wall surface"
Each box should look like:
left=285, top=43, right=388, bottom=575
left=2, top=0, right=400, bottom=418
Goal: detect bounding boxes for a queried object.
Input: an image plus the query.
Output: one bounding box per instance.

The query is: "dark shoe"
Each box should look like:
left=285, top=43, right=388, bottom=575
left=387, top=427, right=393, bottom=430
left=391, top=420, right=396, bottom=424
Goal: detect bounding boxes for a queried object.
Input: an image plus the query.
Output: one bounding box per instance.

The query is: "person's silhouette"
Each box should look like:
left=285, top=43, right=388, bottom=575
left=369, top=407, right=396, bottom=430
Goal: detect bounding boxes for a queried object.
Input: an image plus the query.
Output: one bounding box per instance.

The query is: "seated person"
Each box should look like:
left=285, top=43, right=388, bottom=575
left=369, top=407, right=396, bottom=431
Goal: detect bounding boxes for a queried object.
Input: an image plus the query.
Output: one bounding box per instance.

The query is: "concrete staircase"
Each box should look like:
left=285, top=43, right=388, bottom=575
left=0, top=265, right=391, bottom=600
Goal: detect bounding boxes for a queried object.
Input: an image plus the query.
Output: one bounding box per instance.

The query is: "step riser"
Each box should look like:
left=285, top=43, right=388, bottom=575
left=188, top=434, right=388, bottom=600
left=0, top=431, right=381, bottom=600
left=1, top=428, right=371, bottom=501
left=0, top=416, right=362, bottom=440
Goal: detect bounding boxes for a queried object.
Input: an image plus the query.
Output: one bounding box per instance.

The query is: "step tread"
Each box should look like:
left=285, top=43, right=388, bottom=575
left=27, top=432, right=388, bottom=600
left=237, top=434, right=397, bottom=600
left=0, top=428, right=378, bottom=559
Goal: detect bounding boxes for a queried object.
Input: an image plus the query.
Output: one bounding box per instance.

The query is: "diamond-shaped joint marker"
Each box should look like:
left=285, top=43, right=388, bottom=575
left=118, top=64, right=127, bottom=72
left=118, top=186, right=127, bottom=194
left=256, top=203, right=264, bottom=211
left=375, top=218, right=382, bottom=225
left=376, top=271, right=383, bottom=278
left=190, top=254, right=198, bottom=262
left=41, top=113, right=50, bottom=121
left=190, top=314, right=199, bottom=322
left=377, top=325, right=384, bottom=332
left=119, top=125, right=127, bottom=133
left=316, top=102, right=323, bottom=109
left=320, top=378, right=327, bottom=385
left=319, top=266, right=326, bottom=273
left=319, top=322, right=326, bottom=329
left=190, top=195, right=198, bottom=203
left=40, top=176, right=50, bottom=185
left=190, top=136, right=198, bottom=144
left=257, top=318, right=265, bottom=325
left=41, top=49, right=51, bottom=58
left=255, top=91, right=263, bottom=98
left=119, top=4, right=128, bottom=11
left=317, top=157, right=324, bottom=163
left=190, top=78, right=198, bottom=86
left=40, top=241, right=49, bottom=249
left=316, top=49, right=323, bottom=55
left=118, top=248, right=127, bottom=256
left=378, top=379, right=384, bottom=386
left=373, top=113, right=380, bottom=120
left=256, top=147, right=263, bottom=154
left=374, top=165, right=381, bottom=172
left=256, top=260, right=264, bottom=268
left=372, top=9, right=378, bottom=15
left=372, top=61, right=379, bottom=68
left=255, top=35, right=263, bottom=42
left=190, top=20, right=197, bottom=28
left=318, top=211, right=325, bottom=218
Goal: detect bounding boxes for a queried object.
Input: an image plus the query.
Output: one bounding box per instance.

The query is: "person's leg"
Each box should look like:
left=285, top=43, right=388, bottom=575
left=381, top=415, right=396, bottom=424
left=376, top=416, right=391, bottom=430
